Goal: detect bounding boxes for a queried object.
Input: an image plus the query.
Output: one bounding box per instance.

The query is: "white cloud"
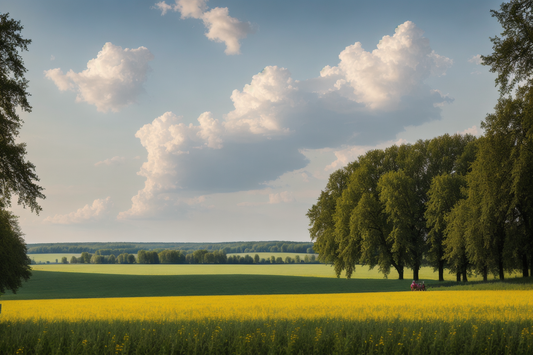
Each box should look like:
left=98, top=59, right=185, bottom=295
left=225, top=66, right=297, bottom=134
left=469, top=54, right=482, bottom=65
left=154, top=0, right=252, bottom=55
left=119, top=21, right=452, bottom=219
left=95, top=156, right=126, bottom=167
left=458, top=125, right=479, bottom=136
left=269, top=191, right=295, bottom=204
left=176, top=0, right=207, bottom=19
left=44, top=42, right=154, bottom=112
left=153, top=1, right=175, bottom=16
left=319, top=21, right=452, bottom=109
left=44, top=197, right=112, bottom=224
left=50, top=55, right=55, bottom=61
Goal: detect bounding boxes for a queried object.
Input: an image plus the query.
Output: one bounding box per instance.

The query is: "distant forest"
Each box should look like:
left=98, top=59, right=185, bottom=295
left=27, top=241, right=316, bottom=255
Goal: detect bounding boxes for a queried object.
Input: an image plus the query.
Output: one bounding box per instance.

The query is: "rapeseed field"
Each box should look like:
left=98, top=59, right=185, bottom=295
left=1, top=291, right=533, bottom=354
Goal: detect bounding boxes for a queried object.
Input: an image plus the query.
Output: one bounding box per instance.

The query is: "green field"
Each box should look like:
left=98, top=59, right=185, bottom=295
left=2, top=263, right=525, bottom=301
left=28, top=261, right=519, bottom=279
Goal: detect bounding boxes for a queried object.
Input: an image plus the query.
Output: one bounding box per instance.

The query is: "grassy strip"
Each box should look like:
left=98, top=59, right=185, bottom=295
left=1, top=318, right=532, bottom=354
left=4, top=271, right=533, bottom=300
left=430, top=276, right=533, bottom=291
left=1, top=271, right=424, bottom=300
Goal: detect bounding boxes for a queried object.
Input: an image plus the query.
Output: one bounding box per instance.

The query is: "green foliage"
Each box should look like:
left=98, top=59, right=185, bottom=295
left=426, top=173, right=467, bottom=281
left=307, top=164, right=356, bottom=270
left=0, top=210, right=30, bottom=294
left=137, top=250, right=159, bottom=264
left=481, top=0, right=533, bottom=94
left=0, top=13, right=44, bottom=213
left=312, top=134, right=476, bottom=281
left=27, top=241, right=315, bottom=255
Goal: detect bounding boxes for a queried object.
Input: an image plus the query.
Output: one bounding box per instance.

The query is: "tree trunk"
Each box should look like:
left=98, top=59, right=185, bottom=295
left=438, top=260, right=444, bottom=282
left=483, top=266, right=488, bottom=282
left=413, top=267, right=419, bottom=281
left=499, top=259, right=505, bottom=280
left=522, top=254, right=529, bottom=277
left=397, top=267, right=404, bottom=280
left=462, top=269, right=468, bottom=282
left=456, top=271, right=461, bottom=282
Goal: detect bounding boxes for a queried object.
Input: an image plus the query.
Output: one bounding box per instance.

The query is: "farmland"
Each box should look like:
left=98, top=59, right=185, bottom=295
left=2, top=290, right=533, bottom=354
left=2, top=260, right=533, bottom=353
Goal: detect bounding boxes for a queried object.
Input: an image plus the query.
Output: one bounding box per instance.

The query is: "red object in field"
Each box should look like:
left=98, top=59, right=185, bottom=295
left=410, top=282, right=426, bottom=291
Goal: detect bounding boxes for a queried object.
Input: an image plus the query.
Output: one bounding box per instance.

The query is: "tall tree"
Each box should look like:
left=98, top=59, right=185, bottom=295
left=424, top=135, right=477, bottom=281
left=0, top=13, right=45, bottom=295
left=480, top=86, right=533, bottom=276
left=379, top=169, right=426, bottom=281
left=336, top=146, right=405, bottom=279
left=426, top=173, right=467, bottom=281
left=481, top=0, right=533, bottom=95
left=0, top=14, right=44, bottom=212
left=307, top=164, right=356, bottom=270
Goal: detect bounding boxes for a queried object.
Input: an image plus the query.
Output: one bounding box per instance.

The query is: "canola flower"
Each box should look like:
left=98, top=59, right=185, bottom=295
left=1, top=290, right=532, bottom=323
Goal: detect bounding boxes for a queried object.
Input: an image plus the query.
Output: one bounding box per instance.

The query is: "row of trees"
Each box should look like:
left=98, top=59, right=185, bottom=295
left=137, top=250, right=319, bottom=265
left=308, top=0, right=533, bottom=282
left=308, top=134, right=478, bottom=280
left=27, top=242, right=316, bottom=255
left=57, top=249, right=319, bottom=265
left=65, top=252, right=136, bottom=264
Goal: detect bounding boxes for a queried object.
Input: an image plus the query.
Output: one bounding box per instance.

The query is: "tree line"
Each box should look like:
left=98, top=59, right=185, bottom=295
left=56, top=249, right=320, bottom=265
left=27, top=241, right=315, bottom=255
left=308, top=0, right=533, bottom=282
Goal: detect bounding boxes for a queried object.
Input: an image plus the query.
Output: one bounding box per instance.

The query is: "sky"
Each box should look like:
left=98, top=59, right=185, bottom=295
left=4, top=0, right=503, bottom=244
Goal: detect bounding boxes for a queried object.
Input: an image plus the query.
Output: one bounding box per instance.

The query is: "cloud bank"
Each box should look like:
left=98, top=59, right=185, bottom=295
left=45, top=43, right=154, bottom=112
left=154, top=0, right=252, bottom=55
left=45, top=197, right=113, bottom=224
left=119, top=21, right=453, bottom=219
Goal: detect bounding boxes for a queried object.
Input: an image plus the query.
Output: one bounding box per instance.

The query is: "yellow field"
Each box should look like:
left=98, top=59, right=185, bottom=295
left=2, top=290, right=532, bottom=323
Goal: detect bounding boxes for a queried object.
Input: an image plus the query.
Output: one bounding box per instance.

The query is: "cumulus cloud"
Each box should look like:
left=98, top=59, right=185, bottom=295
left=44, top=42, right=154, bottom=112
left=458, top=125, right=479, bottom=136
left=154, top=0, right=252, bottom=55
left=269, top=191, right=295, bottom=204
left=119, top=21, right=453, bottom=219
left=318, top=21, right=452, bottom=109
left=469, top=54, right=482, bottom=65
left=95, top=156, right=126, bottom=167
left=45, top=197, right=112, bottom=224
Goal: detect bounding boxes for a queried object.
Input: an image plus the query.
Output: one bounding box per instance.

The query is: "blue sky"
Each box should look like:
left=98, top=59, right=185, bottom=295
left=5, top=0, right=502, bottom=243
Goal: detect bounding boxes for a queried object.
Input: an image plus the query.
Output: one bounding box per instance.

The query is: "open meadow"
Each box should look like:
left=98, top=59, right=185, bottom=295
left=2, top=262, right=533, bottom=354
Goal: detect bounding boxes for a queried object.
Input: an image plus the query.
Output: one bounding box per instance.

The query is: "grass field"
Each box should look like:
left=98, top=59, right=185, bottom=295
left=28, top=262, right=520, bottom=280
left=2, top=264, right=528, bottom=300
left=0, top=271, right=428, bottom=300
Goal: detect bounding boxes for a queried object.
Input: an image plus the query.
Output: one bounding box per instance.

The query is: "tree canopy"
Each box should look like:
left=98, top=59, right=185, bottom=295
left=0, top=13, right=45, bottom=295
left=482, top=0, right=533, bottom=95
